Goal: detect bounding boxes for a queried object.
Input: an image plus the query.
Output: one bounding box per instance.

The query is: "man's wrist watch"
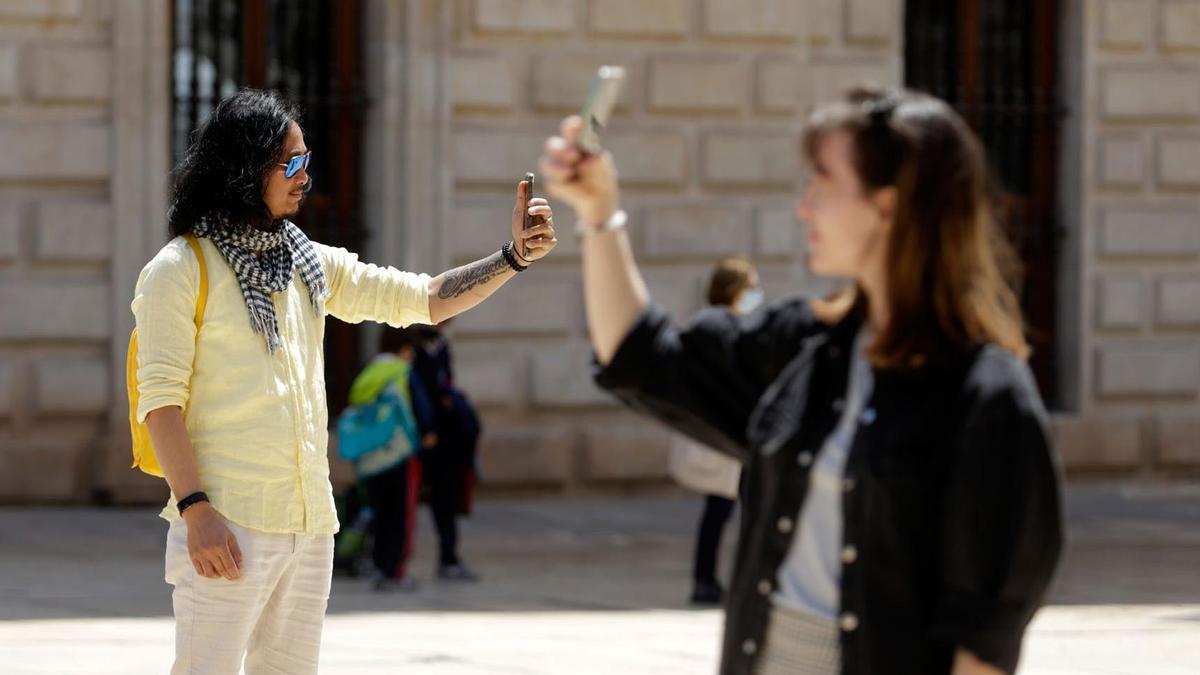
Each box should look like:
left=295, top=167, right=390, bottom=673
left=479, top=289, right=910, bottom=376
left=177, top=491, right=210, bottom=515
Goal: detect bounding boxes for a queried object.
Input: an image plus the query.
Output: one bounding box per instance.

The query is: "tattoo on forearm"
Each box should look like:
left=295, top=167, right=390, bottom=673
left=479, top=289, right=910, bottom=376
left=437, top=252, right=510, bottom=300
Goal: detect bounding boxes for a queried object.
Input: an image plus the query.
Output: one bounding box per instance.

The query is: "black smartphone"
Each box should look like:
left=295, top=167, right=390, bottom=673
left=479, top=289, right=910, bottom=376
left=521, top=171, right=536, bottom=258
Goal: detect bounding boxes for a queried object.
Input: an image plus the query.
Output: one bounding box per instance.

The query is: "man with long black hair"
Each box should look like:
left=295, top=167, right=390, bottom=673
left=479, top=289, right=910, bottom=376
left=131, top=89, right=557, bottom=673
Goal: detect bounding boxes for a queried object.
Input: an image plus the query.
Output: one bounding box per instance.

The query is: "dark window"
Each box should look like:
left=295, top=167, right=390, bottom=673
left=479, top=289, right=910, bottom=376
left=905, top=0, right=1062, bottom=406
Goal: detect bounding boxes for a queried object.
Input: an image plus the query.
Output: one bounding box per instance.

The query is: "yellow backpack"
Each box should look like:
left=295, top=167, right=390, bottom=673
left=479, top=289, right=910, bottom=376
left=126, top=234, right=208, bottom=477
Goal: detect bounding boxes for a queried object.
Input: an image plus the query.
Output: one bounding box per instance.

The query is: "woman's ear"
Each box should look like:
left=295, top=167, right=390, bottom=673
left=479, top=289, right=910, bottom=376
left=872, top=186, right=899, bottom=227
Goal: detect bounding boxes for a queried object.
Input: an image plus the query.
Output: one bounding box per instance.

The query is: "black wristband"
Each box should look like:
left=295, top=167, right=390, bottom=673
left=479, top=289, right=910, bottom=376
left=177, top=491, right=210, bottom=515
left=501, top=241, right=526, bottom=273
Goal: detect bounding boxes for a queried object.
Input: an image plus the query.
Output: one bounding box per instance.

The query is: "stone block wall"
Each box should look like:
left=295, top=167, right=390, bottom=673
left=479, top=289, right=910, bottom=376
left=20, top=1, right=1195, bottom=500
left=0, top=1, right=116, bottom=501
left=441, top=0, right=902, bottom=491
left=1074, top=0, right=1200, bottom=471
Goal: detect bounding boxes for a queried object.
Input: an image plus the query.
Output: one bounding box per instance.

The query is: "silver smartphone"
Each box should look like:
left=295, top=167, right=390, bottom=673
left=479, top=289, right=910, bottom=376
left=577, top=66, right=626, bottom=154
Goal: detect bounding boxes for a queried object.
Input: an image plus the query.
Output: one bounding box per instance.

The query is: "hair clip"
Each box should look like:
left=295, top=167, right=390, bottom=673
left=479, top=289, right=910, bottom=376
left=863, top=95, right=899, bottom=125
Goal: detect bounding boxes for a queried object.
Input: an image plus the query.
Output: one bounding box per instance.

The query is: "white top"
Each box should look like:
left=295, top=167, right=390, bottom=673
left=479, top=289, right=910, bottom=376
left=772, top=328, right=874, bottom=619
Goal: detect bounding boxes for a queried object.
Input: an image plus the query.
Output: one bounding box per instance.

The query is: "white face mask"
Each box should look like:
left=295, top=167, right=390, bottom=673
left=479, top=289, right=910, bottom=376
left=735, top=286, right=765, bottom=315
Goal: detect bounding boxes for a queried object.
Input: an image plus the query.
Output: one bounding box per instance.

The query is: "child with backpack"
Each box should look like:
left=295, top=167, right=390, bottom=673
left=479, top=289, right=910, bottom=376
left=338, top=325, right=437, bottom=591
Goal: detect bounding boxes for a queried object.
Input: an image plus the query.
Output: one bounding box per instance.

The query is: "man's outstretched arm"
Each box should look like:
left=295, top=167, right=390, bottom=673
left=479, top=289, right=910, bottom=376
left=427, top=180, right=557, bottom=324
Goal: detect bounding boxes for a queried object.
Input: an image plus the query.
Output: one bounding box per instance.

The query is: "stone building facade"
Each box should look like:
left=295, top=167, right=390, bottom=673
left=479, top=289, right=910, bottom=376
left=1058, top=0, right=1200, bottom=473
left=0, top=0, right=1195, bottom=503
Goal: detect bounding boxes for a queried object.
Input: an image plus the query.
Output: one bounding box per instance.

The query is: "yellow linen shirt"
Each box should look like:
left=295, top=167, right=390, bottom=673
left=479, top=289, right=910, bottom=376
left=131, top=235, right=432, bottom=534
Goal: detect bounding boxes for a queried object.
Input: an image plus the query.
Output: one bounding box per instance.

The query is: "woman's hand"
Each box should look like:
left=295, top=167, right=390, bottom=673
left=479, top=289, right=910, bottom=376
left=540, top=116, right=621, bottom=228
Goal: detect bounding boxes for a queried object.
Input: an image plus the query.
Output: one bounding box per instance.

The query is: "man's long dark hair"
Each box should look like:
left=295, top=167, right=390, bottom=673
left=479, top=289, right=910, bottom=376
left=168, top=89, right=301, bottom=237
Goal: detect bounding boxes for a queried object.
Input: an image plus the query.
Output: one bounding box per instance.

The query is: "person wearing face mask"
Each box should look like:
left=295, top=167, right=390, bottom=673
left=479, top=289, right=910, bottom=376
left=541, top=84, right=1062, bottom=675
left=672, top=256, right=764, bottom=605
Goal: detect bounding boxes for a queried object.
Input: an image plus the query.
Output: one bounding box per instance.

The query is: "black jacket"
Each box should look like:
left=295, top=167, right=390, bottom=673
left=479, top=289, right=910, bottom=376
left=594, top=297, right=1063, bottom=675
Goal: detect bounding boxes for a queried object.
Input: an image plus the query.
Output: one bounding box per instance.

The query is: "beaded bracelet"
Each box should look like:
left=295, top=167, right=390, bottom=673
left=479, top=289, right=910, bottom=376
left=501, top=241, right=527, bottom=273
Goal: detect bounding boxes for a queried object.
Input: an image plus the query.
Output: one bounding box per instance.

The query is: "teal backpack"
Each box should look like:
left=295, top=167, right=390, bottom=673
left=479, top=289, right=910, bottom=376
left=336, top=383, right=419, bottom=476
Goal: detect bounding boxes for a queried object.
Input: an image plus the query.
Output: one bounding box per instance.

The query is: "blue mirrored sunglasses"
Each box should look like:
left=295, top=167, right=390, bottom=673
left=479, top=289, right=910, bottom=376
left=278, top=151, right=311, bottom=179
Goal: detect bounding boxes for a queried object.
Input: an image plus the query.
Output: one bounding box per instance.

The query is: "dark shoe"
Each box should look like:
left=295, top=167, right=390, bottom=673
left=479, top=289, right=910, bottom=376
left=437, top=563, right=480, bottom=582
left=690, top=581, right=724, bottom=605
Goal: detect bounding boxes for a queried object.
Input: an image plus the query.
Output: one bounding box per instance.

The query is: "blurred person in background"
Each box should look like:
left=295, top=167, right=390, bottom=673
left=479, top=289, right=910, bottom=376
left=413, top=323, right=483, bottom=581
left=339, top=325, right=438, bottom=592
left=671, top=256, right=763, bottom=606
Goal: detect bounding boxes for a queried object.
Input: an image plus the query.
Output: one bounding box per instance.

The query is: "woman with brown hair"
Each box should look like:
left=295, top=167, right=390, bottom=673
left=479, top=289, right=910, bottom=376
left=540, top=85, right=1063, bottom=675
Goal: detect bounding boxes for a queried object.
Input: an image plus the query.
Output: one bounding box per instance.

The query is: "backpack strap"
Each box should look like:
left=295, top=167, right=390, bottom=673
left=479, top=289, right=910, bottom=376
left=183, top=234, right=208, bottom=328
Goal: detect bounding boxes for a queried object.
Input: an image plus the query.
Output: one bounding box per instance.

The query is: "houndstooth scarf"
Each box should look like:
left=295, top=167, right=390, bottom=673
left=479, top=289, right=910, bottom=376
left=193, top=216, right=329, bottom=354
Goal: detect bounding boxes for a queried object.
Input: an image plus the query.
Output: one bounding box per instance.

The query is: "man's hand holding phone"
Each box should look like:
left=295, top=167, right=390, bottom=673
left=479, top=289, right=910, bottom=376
left=512, top=176, right=556, bottom=265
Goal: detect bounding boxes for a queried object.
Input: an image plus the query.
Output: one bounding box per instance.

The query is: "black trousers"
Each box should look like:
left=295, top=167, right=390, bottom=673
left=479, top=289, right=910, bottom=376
left=362, top=460, right=420, bottom=579
left=424, top=457, right=464, bottom=566
left=693, top=494, right=736, bottom=585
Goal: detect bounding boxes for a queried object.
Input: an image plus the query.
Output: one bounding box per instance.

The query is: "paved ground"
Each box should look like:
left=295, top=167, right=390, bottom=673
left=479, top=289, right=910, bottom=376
left=0, top=482, right=1198, bottom=674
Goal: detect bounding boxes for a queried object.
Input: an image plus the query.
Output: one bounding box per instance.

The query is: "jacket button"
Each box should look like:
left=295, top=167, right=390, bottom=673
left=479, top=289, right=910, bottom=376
left=839, top=612, right=860, bottom=632
left=832, top=398, right=846, bottom=412
left=757, top=579, right=772, bottom=596
left=841, top=545, right=858, bottom=564
left=797, top=451, right=814, bottom=467
left=842, top=477, right=856, bottom=493
left=742, top=639, right=758, bottom=655
left=859, top=408, right=877, bottom=425
left=776, top=516, right=794, bottom=534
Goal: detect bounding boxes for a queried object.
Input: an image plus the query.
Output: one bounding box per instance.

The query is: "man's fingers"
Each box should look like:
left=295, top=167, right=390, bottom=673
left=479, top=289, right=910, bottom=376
left=196, top=557, right=218, bottom=579
left=206, top=549, right=231, bottom=580
left=218, top=543, right=241, bottom=580
left=526, top=204, right=553, bottom=218
left=521, top=223, right=555, bottom=239
left=526, top=237, right=558, bottom=250
left=228, top=533, right=244, bottom=569
left=527, top=197, right=549, bottom=207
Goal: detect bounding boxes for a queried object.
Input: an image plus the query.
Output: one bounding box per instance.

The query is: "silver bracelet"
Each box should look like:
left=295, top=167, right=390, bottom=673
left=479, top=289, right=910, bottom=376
left=575, top=209, right=627, bottom=236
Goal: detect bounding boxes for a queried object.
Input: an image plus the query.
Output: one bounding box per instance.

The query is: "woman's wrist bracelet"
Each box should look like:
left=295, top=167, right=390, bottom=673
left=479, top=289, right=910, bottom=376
left=576, top=209, right=627, bottom=236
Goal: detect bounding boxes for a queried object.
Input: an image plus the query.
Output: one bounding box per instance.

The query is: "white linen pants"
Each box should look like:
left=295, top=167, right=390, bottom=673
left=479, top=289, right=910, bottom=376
left=164, top=516, right=334, bottom=674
